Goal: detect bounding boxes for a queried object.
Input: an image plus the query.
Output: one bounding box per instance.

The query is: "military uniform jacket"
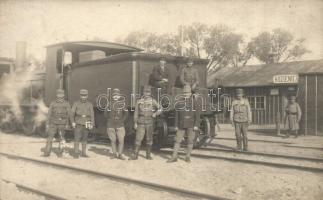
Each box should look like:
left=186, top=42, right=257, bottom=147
left=47, top=100, right=71, bottom=125
left=230, top=98, right=252, bottom=123
left=175, top=97, right=200, bottom=129
left=70, top=101, right=95, bottom=125
left=134, top=97, right=160, bottom=124
left=105, top=100, right=128, bottom=128
left=152, top=65, right=170, bottom=82
left=180, top=67, right=199, bottom=86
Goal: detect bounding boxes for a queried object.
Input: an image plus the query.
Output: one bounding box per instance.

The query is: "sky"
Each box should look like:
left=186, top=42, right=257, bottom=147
left=0, top=0, right=322, bottom=62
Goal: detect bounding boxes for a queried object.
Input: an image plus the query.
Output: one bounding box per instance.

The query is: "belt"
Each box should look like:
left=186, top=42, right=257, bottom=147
left=184, top=116, right=192, bottom=119
left=288, top=113, right=297, bottom=115
left=77, top=115, right=88, bottom=118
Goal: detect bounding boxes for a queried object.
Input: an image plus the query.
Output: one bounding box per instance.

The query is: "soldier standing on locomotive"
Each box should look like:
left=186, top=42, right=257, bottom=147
left=230, top=88, right=252, bottom=151
left=104, top=88, right=128, bottom=160
left=180, top=58, right=200, bottom=93
left=167, top=85, right=200, bottom=163
left=70, top=89, right=95, bottom=158
left=130, top=86, right=162, bottom=160
left=284, top=95, right=302, bottom=138
left=43, top=89, right=71, bottom=157
left=152, top=56, right=171, bottom=95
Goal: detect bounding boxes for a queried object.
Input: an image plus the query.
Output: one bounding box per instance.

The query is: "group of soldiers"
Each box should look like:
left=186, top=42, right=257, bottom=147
left=43, top=89, right=94, bottom=158
left=229, top=88, right=302, bottom=152
left=43, top=56, right=302, bottom=161
left=43, top=57, right=201, bottom=163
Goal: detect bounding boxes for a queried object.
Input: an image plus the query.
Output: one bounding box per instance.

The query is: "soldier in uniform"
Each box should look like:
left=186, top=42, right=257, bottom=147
left=70, top=89, right=95, bottom=158
left=152, top=56, right=171, bottom=94
left=230, top=88, right=252, bottom=151
left=167, top=85, right=200, bottom=163
left=130, top=86, right=161, bottom=160
left=284, top=95, right=302, bottom=138
left=105, top=88, right=128, bottom=160
left=180, top=58, right=200, bottom=92
left=43, top=89, right=71, bottom=157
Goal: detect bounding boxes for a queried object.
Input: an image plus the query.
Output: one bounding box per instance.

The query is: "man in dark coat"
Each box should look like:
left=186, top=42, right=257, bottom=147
left=167, top=85, right=200, bottom=163
left=152, top=56, right=171, bottom=94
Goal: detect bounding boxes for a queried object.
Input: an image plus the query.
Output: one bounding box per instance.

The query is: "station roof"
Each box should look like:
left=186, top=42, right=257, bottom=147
left=46, top=41, right=143, bottom=54
left=208, top=59, right=323, bottom=88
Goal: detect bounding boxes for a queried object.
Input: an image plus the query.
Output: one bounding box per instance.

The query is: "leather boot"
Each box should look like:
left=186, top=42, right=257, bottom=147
left=43, top=140, right=52, bottom=157
left=237, top=138, right=242, bottom=151
left=129, top=145, right=140, bottom=160
left=243, top=137, right=248, bottom=151
left=185, top=144, right=193, bottom=163
left=167, top=143, right=179, bottom=163
left=81, top=143, right=89, bottom=157
left=74, top=142, right=80, bottom=158
left=146, top=144, right=153, bottom=160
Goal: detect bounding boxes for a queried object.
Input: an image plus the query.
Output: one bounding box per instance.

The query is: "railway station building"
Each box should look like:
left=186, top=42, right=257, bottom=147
left=208, top=59, right=323, bottom=136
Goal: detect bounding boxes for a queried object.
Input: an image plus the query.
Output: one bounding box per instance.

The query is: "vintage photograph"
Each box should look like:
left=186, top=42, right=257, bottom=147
left=0, top=0, right=322, bottom=199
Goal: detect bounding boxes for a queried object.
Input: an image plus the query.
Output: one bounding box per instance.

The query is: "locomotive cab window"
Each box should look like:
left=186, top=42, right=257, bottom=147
left=56, top=49, right=63, bottom=73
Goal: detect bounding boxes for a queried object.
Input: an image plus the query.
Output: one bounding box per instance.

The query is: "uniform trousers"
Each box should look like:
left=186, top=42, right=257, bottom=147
left=234, top=122, right=248, bottom=150
left=135, top=123, right=153, bottom=146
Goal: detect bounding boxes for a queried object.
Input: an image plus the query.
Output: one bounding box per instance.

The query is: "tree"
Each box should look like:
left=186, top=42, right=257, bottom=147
left=183, top=23, right=208, bottom=58
left=249, top=28, right=310, bottom=64
left=204, top=25, right=251, bottom=72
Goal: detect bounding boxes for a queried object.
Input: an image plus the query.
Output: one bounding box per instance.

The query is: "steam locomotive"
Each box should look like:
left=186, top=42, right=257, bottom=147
left=0, top=41, right=226, bottom=148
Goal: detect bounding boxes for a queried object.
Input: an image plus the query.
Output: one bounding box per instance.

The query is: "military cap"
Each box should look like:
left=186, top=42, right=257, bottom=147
left=183, top=85, right=192, bottom=94
left=80, top=89, right=88, bottom=96
left=56, top=89, right=65, bottom=97
left=112, top=88, right=121, bottom=96
left=143, top=86, right=151, bottom=93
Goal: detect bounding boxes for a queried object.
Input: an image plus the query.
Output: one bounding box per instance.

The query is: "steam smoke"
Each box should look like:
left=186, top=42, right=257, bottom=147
left=0, top=62, right=48, bottom=130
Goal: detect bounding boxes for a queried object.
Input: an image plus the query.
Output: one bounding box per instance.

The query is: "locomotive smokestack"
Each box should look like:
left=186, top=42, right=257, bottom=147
left=15, top=41, right=27, bottom=70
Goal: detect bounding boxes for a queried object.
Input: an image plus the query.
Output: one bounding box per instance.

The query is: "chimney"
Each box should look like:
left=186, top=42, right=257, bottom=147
left=15, top=41, right=27, bottom=70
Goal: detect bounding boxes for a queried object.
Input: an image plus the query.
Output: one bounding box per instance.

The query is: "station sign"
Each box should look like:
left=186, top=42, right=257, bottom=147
left=273, top=74, right=298, bottom=84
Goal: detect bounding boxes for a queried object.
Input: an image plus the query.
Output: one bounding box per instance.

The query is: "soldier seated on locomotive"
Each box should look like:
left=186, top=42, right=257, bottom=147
left=179, top=58, right=200, bottom=93
left=43, top=89, right=71, bottom=157
left=151, top=56, right=171, bottom=94
left=104, top=88, right=128, bottom=160
left=70, top=89, right=95, bottom=158
left=167, top=85, right=200, bottom=163
left=230, top=88, right=252, bottom=151
left=130, top=86, right=162, bottom=160
left=284, top=95, right=302, bottom=138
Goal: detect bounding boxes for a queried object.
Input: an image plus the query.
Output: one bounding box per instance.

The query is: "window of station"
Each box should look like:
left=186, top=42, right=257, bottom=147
left=247, top=96, right=266, bottom=110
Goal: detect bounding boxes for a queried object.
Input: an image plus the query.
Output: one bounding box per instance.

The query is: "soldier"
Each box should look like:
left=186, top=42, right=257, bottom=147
left=230, top=88, right=252, bottom=151
left=167, top=85, right=200, bottom=163
left=70, top=89, right=95, bottom=158
left=284, top=95, right=302, bottom=138
left=152, top=56, right=171, bottom=94
left=43, top=89, right=71, bottom=157
left=130, top=86, right=161, bottom=160
left=180, top=58, right=200, bottom=92
left=105, top=88, right=128, bottom=160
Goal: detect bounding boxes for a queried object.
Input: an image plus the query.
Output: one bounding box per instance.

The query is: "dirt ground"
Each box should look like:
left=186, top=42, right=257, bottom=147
left=0, top=126, right=323, bottom=200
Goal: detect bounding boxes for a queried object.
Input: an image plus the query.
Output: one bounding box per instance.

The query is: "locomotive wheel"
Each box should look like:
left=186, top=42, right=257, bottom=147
left=22, top=119, right=37, bottom=136
left=153, top=119, right=168, bottom=150
left=193, top=117, right=210, bottom=148
left=1, top=121, right=17, bottom=133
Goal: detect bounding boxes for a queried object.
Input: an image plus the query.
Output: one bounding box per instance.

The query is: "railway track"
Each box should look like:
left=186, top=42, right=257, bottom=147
left=159, top=149, right=323, bottom=174
left=1, top=179, right=67, bottom=200
left=199, top=147, right=323, bottom=163
left=213, top=137, right=293, bottom=144
left=0, top=152, right=229, bottom=200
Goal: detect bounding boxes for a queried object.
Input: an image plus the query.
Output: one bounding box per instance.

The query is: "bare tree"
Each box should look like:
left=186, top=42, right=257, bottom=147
left=183, top=23, right=208, bottom=58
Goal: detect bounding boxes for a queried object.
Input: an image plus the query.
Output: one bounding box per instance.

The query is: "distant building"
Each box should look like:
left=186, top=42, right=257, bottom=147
left=208, top=59, right=323, bottom=135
